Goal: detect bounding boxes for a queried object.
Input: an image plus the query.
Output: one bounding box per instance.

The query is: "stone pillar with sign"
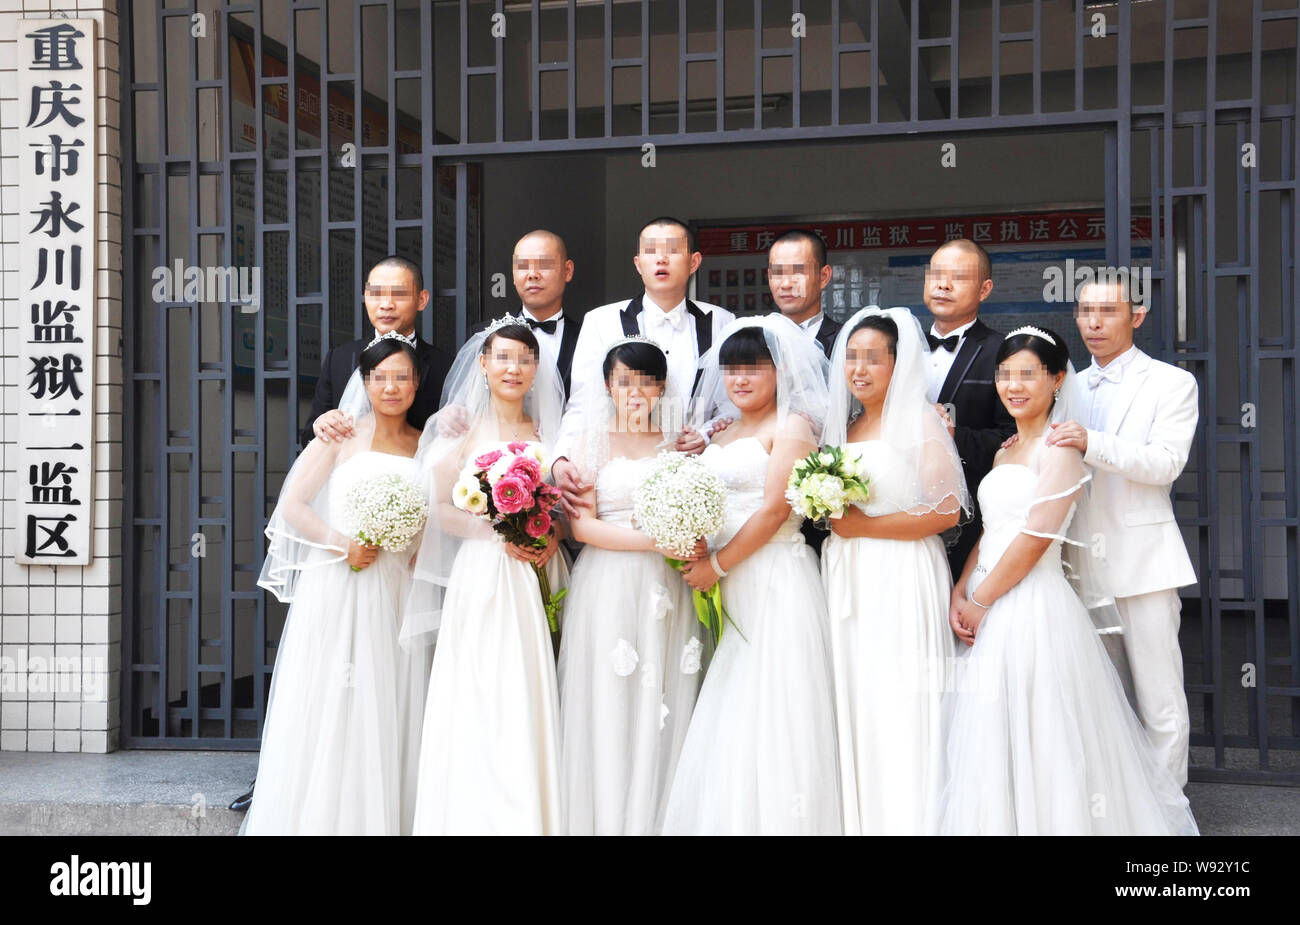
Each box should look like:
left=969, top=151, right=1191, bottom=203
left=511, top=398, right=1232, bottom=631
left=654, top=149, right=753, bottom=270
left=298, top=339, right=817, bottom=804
left=1, top=3, right=123, bottom=754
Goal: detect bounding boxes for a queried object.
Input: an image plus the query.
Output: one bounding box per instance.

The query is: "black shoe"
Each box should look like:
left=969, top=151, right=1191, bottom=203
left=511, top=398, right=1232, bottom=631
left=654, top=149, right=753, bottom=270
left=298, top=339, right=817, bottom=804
left=230, top=779, right=255, bottom=812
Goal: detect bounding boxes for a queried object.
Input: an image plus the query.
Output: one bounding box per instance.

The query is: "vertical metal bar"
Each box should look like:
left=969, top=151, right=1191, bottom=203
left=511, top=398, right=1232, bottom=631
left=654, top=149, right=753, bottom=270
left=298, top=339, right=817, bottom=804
left=792, top=0, right=801, bottom=128
left=455, top=162, right=468, bottom=345
left=568, top=0, right=577, bottom=139
left=1117, top=0, right=1131, bottom=270
left=120, top=0, right=138, bottom=740
left=320, top=0, right=335, bottom=361
left=678, top=0, right=688, bottom=135
left=495, top=0, right=505, bottom=143
left=220, top=3, right=238, bottom=740
left=641, top=0, right=650, bottom=137
left=354, top=1, right=364, bottom=340
left=460, top=0, right=470, bottom=144
left=604, top=0, right=613, bottom=137
left=831, top=0, right=841, bottom=126
left=1074, top=0, right=1084, bottom=111
left=422, top=0, right=436, bottom=344
left=716, top=0, right=725, bottom=132
left=870, top=0, right=878, bottom=123
left=991, top=0, right=1000, bottom=117
left=950, top=0, right=959, bottom=118
left=909, top=0, right=918, bottom=122
left=1032, top=0, right=1041, bottom=115
left=532, top=0, right=541, bottom=141
left=154, top=0, right=170, bottom=739
left=753, top=0, right=763, bottom=130
left=388, top=0, right=398, bottom=254
left=1104, top=127, right=1118, bottom=267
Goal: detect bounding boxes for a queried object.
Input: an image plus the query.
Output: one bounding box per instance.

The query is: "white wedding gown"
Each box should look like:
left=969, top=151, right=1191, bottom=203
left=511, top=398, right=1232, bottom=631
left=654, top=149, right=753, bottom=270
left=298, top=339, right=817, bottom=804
left=937, top=458, right=1198, bottom=835
left=557, top=455, right=710, bottom=835
left=242, top=451, right=430, bottom=836
left=821, top=440, right=954, bottom=835
left=662, top=437, right=842, bottom=835
left=411, top=444, right=569, bottom=836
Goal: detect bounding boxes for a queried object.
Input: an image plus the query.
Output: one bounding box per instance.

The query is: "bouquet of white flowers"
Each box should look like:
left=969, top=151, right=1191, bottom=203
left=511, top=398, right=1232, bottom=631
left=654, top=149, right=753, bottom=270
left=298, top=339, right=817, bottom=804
left=343, top=472, right=429, bottom=571
left=633, top=451, right=736, bottom=641
left=785, top=445, right=870, bottom=524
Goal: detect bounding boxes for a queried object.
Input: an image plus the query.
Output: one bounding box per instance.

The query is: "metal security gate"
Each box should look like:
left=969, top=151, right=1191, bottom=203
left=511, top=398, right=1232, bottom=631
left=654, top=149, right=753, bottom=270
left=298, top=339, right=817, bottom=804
left=121, top=0, right=1299, bottom=783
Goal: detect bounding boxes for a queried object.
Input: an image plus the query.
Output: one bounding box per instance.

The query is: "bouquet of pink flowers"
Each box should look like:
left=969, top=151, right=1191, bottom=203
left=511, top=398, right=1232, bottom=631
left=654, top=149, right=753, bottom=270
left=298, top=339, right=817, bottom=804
left=452, top=440, right=566, bottom=632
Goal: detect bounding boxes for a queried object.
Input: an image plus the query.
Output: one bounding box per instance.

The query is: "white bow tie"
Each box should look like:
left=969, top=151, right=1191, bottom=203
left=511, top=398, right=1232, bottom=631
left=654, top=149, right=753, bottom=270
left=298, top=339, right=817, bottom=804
left=1087, top=363, right=1122, bottom=389
left=648, top=306, right=687, bottom=332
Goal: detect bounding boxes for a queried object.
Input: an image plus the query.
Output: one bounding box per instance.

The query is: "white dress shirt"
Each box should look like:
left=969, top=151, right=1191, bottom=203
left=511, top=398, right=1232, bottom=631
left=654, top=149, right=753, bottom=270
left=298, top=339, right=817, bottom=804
left=1085, top=344, right=1139, bottom=432
left=521, top=306, right=564, bottom=374
left=925, top=318, right=977, bottom=403
left=797, top=312, right=824, bottom=341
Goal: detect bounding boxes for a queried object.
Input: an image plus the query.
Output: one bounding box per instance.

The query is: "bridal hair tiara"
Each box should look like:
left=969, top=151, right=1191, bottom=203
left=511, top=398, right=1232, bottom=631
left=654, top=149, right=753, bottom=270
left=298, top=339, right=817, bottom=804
left=1006, top=325, right=1057, bottom=346
left=485, top=312, right=528, bottom=335
left=608, top=333, right=664, bottom=353
left=366, top=329, right=417, bottom=350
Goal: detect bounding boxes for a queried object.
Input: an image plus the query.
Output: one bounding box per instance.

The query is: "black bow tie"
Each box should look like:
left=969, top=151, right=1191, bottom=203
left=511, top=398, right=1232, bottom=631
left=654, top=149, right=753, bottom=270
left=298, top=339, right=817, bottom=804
left=526, top=317, right=558, bottom=335
left=927, top=332, right=960, bottom=352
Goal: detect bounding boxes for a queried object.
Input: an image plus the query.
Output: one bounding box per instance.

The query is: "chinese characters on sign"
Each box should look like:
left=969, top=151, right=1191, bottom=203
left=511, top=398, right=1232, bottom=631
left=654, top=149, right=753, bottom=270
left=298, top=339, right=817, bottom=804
left=695, top=211, right=1153, bottom=256
left=16, top=21, right=97, bottom=565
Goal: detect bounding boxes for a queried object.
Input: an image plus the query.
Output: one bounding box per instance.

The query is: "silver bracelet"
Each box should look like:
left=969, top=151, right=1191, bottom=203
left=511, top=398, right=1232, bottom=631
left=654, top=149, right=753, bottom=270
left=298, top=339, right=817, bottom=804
left=969, top=592, right=992, bottom=609
left=709, top=551, right=727, bottom=578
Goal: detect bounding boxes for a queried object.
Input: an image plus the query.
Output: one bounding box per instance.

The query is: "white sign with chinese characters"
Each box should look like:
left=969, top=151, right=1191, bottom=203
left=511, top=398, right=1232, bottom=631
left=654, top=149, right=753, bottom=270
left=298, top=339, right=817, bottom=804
left=16, top=20, right=97, bottom=564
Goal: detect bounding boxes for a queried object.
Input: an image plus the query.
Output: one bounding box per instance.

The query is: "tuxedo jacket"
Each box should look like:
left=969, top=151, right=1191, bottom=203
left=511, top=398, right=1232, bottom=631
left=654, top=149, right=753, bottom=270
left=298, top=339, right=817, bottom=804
left=302, top=335, right=453, bottom=446
left=813, top=315, right=844, bottom=360
left=936, top=318, right=1016, bottom=577
left=1079, top=349, right=1199, bottom=598
left=470, top=310, right=582, bottom=401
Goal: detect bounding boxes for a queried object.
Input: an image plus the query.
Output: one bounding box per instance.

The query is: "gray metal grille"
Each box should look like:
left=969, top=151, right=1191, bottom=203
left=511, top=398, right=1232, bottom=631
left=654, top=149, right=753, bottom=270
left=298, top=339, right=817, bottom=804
left=119, top=0, right=1299, bottom=785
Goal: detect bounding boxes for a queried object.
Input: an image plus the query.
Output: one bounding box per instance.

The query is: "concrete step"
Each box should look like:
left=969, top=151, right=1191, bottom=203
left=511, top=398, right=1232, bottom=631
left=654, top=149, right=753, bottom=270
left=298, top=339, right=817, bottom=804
left=0, top=750, right=257, bottom=836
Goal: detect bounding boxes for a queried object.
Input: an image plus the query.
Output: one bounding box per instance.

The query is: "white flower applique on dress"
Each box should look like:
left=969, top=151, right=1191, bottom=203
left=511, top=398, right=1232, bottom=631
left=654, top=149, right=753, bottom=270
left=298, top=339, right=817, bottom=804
left=680, top=637, right=703, bottom=675
left=610, top=638, right=639, bottom=677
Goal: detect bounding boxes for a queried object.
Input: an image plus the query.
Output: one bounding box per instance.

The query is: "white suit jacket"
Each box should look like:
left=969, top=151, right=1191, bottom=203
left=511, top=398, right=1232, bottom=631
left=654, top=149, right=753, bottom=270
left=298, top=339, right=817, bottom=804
left=1079, top=348, right=1199, bottom=598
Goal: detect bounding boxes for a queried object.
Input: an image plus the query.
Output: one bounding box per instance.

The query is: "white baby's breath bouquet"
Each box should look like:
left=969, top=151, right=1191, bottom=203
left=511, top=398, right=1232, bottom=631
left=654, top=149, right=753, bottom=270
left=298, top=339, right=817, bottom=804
left=785, top=445, right=871, bottom=524
left=633, top=451, right=734, bottom=641
left=343, top=472, right=429, bottom=571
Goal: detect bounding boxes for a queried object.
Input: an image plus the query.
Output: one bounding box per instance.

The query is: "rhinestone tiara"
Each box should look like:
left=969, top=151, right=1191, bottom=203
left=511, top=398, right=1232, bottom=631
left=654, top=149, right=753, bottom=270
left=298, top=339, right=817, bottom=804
left=607, top=333, right=664, bottom=354
left=1006, top=324, right=1056, bottom=346
left=365, top=329, right=417, bottom=350
left=484, top=312, right=528, bottom=335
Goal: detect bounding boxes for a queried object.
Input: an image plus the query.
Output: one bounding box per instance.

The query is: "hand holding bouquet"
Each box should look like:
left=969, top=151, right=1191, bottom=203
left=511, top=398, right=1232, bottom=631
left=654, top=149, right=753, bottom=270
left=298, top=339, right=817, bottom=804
left=343, top=472, right=430, bottom=572
left=785, top=445, right=870, bottom=525
left=633, top=451, right=738, bottom=642
left=452, top=440, right=566, bottom=631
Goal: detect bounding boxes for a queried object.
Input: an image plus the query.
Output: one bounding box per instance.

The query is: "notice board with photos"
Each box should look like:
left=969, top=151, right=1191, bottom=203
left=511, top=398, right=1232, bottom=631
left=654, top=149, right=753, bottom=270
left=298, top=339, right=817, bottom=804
left=693, top=209, right=1155, bottom=362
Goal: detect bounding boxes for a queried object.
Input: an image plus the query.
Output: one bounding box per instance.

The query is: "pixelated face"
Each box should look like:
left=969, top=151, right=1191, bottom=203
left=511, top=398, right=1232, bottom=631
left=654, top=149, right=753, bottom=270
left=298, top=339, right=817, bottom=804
left=924, top=245, right=986, bottom=321
left=605, top=360, right=665, bottom=432
left=364, top=351, right=418, bottom=416
left=634, top=225, right=700, bottom=295
left=1075, top=280, right=1144, bottom=364
left=844, top=327, right=896, bottom=408
left=512, top=235, right=572, bottom=313
left=365, top=263, right=426, bottom=335
left=995, top=349, right=1062, bottom=421
left=479, top=335, right=539, bottom=402
left=767, top=239, right=827, bottom=317
left=722, top=359, right=778, bottom=412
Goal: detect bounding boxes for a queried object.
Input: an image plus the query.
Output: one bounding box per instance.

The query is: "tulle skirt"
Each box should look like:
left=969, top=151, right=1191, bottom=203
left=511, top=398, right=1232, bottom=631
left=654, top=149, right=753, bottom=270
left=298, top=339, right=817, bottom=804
left=822, top=532, right=953, bottom=835
left=557, top=546, right=709, bottom=835
left=662, top=538, right=842, bottom=835
left=412, top=538, right=568, bottom=835
left=936, top=562, right=1198, bottom=835
left=241, top=552, right=427, bottom=835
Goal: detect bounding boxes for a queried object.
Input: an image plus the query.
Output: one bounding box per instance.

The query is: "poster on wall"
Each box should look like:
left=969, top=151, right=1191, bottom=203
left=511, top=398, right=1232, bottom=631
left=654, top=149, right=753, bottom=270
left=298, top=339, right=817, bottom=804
left=695, top=209, right=1154, bottom=361
left=16, top=20, right=97, bottom=565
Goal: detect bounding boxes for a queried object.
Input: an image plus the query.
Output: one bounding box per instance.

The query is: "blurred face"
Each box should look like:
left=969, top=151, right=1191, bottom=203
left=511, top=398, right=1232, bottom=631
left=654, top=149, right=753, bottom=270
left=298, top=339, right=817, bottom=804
left=924, top=244, right=991, bottom=328
left=478, top=335, right=539, bottom=403
left=768, top=239, right=833, bottom=322
left=512, top=234, right=573, bottom=317
left=844, top=327, right=896, bottom=410
left=995, top=350, right=1065, bottom=425
left=364, top=352, right=418, bottom=418
left=633, top=225, right=702, bottom=301
left=364, top=263, right=428, bottom=336
left=606, top=360, right=665, bottom=433
left=1075, top=280, right=1145, bottom=366
left=723, top=358, right=778, bottom=414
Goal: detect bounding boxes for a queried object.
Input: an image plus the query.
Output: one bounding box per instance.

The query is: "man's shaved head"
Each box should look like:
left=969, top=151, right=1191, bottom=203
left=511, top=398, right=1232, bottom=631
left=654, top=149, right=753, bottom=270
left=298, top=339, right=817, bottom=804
left=514, top=229, right=568, bottom=260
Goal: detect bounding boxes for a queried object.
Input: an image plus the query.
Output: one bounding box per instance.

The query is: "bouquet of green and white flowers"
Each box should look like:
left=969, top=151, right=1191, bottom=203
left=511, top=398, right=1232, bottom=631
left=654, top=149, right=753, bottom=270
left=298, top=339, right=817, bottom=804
left=785, top=445, right=871, bottom=525
left=633, top=451, right=735, bottom=641
left=343, top=472, right=429, bottom=571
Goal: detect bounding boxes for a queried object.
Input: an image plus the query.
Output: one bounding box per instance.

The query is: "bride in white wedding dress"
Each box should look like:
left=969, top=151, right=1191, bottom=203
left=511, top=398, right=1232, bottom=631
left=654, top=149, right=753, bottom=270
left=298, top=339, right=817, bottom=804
left=662, top=315, right=842, bottom=836
left=556, top=337, right=710, bottom=835
left=405, top=317, right=568, bottom=836
left=939, top=326, right=1197, bottom=836
left=242, top=335, right=429, bottom=836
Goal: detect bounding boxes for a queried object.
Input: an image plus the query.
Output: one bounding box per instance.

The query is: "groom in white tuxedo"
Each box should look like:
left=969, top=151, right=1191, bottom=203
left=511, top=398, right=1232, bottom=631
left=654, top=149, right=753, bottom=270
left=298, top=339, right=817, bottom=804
left=1046, top=275, right=1199, bottom=787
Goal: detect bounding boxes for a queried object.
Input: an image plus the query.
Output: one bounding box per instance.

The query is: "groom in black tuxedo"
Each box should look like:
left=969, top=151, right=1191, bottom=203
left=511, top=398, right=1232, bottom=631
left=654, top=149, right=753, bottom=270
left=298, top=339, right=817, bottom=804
left=921, top=239, right=1015, bottom=579
left=304, top=254, right=454, bottom=446
left=471, top=229, right=582, bottom=399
